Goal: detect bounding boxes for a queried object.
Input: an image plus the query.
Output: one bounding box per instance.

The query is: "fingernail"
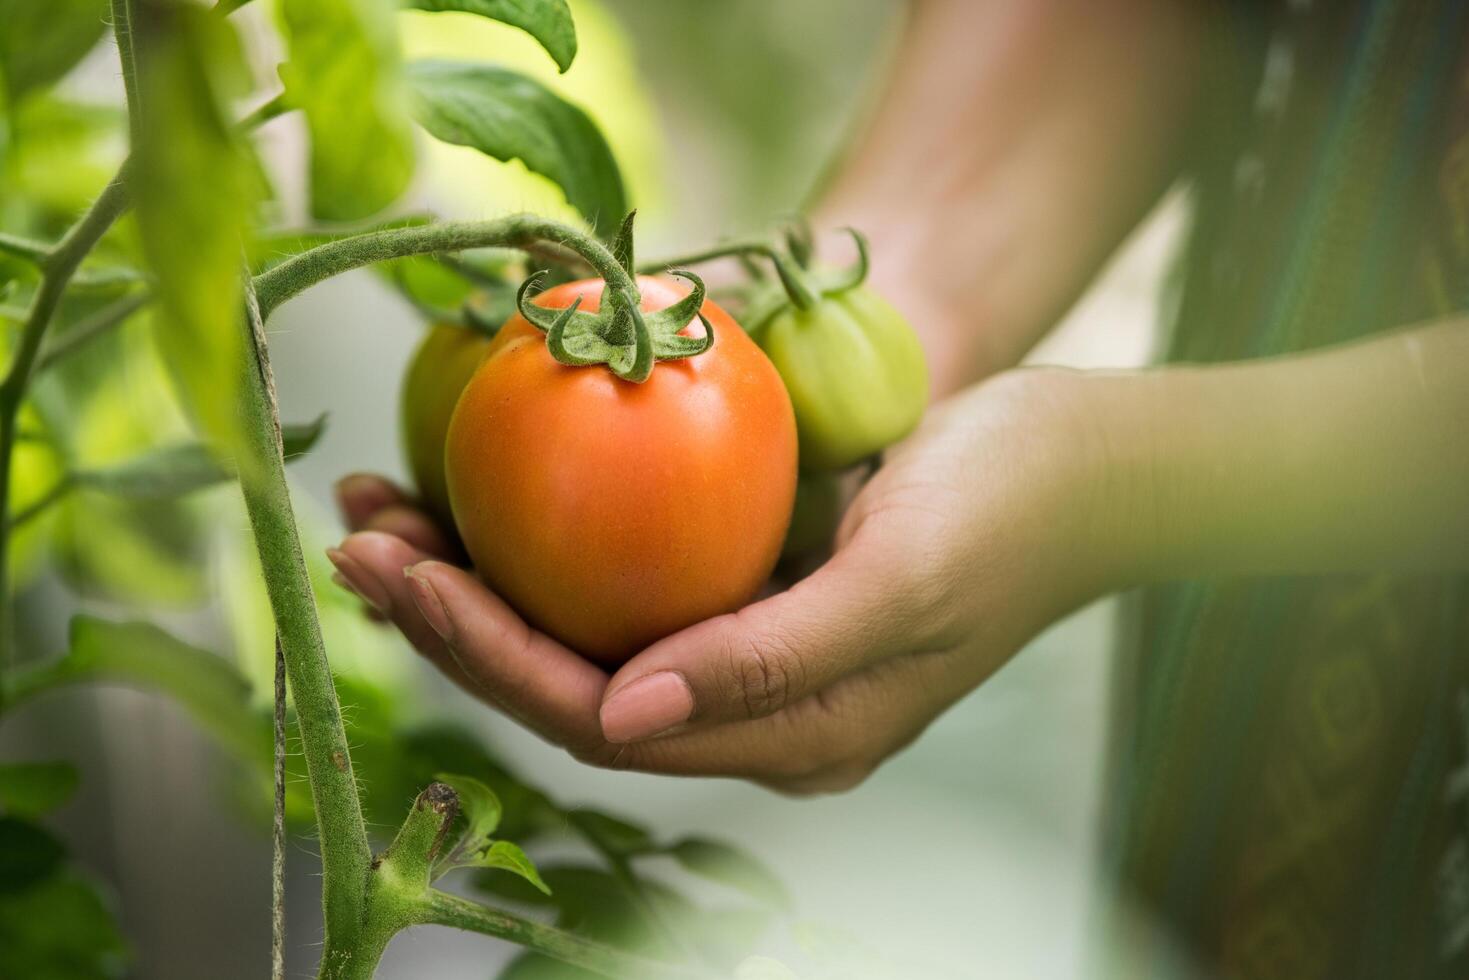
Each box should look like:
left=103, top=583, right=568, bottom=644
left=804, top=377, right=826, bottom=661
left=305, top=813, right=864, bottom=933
left=325, top=548, right=389, bottom=613
left=405, top=565, right=453, bottom=641
left=335, top=474, right=387, bottom=526
left=600, top=672, right=695, bottom=743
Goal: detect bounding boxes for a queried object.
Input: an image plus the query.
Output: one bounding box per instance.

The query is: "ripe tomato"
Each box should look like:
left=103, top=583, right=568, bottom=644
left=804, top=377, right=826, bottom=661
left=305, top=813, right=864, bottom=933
left=445, top=276, right=798, bottom=665
left=759, top=285, right=928, bottom=471
left=401, top=323, right=496, bottom=520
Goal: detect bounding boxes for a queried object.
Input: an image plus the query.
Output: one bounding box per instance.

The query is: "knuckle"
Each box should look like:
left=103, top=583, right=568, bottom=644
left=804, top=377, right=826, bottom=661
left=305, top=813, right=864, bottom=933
left=719, top=624, right=805, bottom=720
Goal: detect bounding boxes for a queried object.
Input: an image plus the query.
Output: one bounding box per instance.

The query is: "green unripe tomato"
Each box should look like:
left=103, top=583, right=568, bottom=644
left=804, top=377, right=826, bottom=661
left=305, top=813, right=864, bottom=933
left=781, top=469, right=843, bottom=560
left=759, top=286, right=928, bottom=471
left=401, top=322, right=495, bottom=520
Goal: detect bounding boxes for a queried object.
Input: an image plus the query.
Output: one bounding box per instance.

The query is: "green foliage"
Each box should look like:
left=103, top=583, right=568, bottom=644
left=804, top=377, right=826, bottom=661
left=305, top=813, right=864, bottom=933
left=131, top=1, right=258, bottom=458
left=7, top=617, right=267, bottom=766
left=0, top=816, right=65, bottom=894
left=405, top=0, right=577, bottom=73
left=0, top=762, right=79, bottom=818
left=0, top=0, right=107, bottom=109
left=279, top=0, right=417, bottom=221
left=0, top=867, right=127, bottom=980
left=71, top=416, right=325, bottom=499
left=668, top=838, right=790, bottom=911
left=406, top=61, right=627, bottom=237
left=434, top=772, right=554, bottom=895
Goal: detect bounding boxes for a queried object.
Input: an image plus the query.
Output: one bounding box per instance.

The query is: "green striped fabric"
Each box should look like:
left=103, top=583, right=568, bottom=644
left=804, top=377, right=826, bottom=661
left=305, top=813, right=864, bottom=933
left=1099, top=2, right=1469, bottom=978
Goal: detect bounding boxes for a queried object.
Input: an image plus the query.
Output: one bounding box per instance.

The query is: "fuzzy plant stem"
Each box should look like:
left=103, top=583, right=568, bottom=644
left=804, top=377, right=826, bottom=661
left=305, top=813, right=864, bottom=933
left=252, top=215, right=635, bottom=321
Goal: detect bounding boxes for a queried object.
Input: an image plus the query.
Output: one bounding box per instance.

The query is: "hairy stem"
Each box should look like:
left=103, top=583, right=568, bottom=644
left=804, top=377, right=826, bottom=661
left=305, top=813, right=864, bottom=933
left=252, top=215, right=632, bottom=320
left=237, top=275, right=374, bottom=956
left=412, top=891, right=710, bottom=980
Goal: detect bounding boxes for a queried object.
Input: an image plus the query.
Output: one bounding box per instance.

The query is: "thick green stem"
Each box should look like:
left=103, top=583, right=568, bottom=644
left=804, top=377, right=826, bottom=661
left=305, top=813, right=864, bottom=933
left=410, top=891, right=710, bottom=980
left=237, top=276, right=374, bottom=956
left=253, top=215, right=634, bottom=321
left=0, top=168, right=131, bottom=678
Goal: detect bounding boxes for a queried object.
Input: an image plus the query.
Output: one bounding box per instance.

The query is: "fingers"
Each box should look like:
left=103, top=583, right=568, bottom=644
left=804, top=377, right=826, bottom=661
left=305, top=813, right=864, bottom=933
left=397, top=561, right=610, bottom=752
left=598, top=648, right=967, bottom=794
left=334, top=473, right=458, bottom=559
left=330, top=531, right=461, bottom=678
left=335, top=473, right=411, bottom=530
left=599, top=519, right=933, bottom=743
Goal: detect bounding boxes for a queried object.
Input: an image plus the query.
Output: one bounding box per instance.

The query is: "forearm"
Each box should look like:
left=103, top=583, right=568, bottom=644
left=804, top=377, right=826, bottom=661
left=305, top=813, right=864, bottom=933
left=1083, top=319, right=1469, bottom=584
left=814, top=0, right=1205, bottom=395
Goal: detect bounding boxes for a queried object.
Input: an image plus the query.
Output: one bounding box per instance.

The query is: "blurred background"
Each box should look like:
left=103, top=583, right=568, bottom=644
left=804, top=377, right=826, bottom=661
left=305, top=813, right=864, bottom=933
left=2, top=1, right=1193, bottom=976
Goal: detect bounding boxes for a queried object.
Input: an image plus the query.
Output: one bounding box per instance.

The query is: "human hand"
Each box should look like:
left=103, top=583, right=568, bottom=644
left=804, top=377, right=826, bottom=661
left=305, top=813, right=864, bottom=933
left=330, top=369, right=1112, bottom=794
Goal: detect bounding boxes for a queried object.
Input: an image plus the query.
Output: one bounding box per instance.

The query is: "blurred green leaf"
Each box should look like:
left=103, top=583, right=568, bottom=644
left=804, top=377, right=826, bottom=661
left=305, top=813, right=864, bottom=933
left=669, top=837, right=789, bottom=911
left=404, top=0, right=577, bottom=73
left=0, top=867, right=128, bottom=979
left=279, top=0, right=416, bottom=221
left=0, top=0, right=108, bottom=108
left=566, top=808, right=654, bottom=857
left=132, top=2, right=258, bottom=456
left=0, top=763, right=79, bottom=818
left=405, top=60, right=626, bottom=237
left=73, top=416, right=326, bottom=498
left=0, top=817, right=65, bottom=894
left=8, top=617, right=266, bottom=767
left=477, top=840, right=551, bottom=894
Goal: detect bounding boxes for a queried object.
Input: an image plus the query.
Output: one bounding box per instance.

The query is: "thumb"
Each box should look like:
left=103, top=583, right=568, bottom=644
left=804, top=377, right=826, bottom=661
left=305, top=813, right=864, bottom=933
left=598, top=523, right=924, bottom=743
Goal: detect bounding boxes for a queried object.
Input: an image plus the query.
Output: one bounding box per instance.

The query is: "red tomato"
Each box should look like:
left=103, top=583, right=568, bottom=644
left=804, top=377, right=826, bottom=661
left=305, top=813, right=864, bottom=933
left=444, top=275, right=798, bottom=665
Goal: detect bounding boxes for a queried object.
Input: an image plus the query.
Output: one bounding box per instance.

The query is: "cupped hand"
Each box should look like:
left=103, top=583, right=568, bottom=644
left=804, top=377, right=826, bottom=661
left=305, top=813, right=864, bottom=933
left=329, top=370, right=1110, bottom=794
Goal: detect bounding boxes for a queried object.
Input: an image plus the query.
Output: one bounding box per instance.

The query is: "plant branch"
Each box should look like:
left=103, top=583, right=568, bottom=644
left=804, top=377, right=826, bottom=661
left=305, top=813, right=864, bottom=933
left=237, top=272, right=374, bottom=954
left=241, top=92, right=290, bottom=132
left=35, top=289, right=152, bottom=373
left=3, top=476, right=75, bottom=533
left=411, top=891, right=709, bottom=980
left=252, top=215, right=633, bottom=320
left=0, top=232, right=51, bottom=266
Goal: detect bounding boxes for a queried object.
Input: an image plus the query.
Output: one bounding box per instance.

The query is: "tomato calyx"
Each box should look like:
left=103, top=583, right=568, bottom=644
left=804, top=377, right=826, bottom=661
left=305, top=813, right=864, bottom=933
left=513, top=271, right=714, bottom=383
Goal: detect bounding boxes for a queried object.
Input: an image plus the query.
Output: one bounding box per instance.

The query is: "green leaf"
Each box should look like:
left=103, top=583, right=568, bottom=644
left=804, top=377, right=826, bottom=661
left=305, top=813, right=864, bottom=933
left=403, top=0, right=576, bottom=73
left=0, top=763, right=79, bottom=818
left=432, top=773, right=550, bottom=893
left=0, top=868, right=128, bottom=978
left=478, top=840, right=551, bottom=895
left=132, top=3, right=258, bottom=458
left=9, top=617, right=266, bottom=768
left=73, top=417, right=326, bottom=498
left=405, top=61, right=626, bottom=237
left=279, top=0, right=416, bottom=221
left=433, top=771, right=502, bottom=861
left=566, top=808, right=654, bottom=857
left=0, top=0, right=107, bottom=107
left=0, top=817, right=65, bottom=895
left=669, top=837, right=789, bottom=910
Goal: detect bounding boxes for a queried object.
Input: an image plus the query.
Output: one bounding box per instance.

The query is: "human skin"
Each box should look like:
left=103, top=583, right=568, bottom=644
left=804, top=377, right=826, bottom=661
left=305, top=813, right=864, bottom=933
left=328, top=0, right=1469, bottom=792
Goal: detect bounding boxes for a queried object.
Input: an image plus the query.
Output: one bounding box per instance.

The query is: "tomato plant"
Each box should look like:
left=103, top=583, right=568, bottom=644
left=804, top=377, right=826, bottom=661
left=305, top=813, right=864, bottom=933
left=0, top=2, right=801, bottom=979
left=446, top=271, right=798, bottom=664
